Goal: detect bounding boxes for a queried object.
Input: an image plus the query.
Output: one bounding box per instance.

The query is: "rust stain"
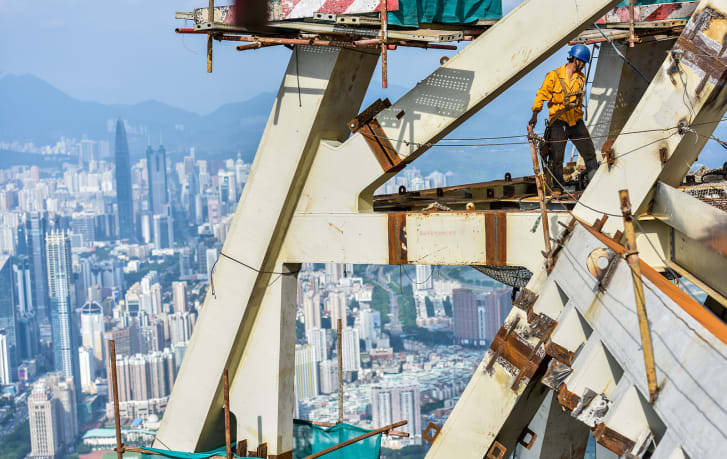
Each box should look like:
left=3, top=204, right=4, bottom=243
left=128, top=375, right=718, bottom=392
left=512, top=288, right=538, bottom=312
left=496, top=211, right=507, bottom=265
left=545, top=340, right=575, bottom=365
left=485, top=213, right=496, bottom=264
left=327, top=222, right=343, bottom=234
left=557, top=383, right=580, bottom=411
left=592, top=423, right=636, bottom=456
left=387, top=213, right=408, bottom=264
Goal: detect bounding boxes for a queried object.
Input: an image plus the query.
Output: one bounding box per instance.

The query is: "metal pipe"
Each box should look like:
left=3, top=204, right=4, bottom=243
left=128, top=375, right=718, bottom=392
left=527, top=129, right=553, bottom=271
left=223, top=369, right=232, bottom=459
left=109, top=339, right=123, bottom=459
left=303, top=420, right=408, bottom=459
left=381, top=0, right=389, bottom=88
left=628, top=0, right=636, bottom=48
left=175, top=28, right=206, bottom=34
left=235, top=42, right=281, bottom=51
left=307, top=420, right=410, bottom=437
left=207, top=0, right=214, bottom=73
left=337, top=318, right=343, bottom=424
left=619, top=189, right=658, bottom=402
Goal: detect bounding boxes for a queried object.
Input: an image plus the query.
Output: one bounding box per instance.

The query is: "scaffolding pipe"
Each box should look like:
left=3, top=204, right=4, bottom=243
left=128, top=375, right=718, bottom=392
left=527, top=129, right=553, bottom=271
left=109, top=340, right=123, bottom=459
left=381, top=0, right=389, bottom=88
left=303, top=420, right=408, bottom=459
left=337, top=318, right=344, bottom=424
left=207, top=0, right=214, bottom=73
left=223, top=369, right=232, bottom=459
left=619, top=189, right=659, bottom=402
left=629, top=0, right=636, bottom=47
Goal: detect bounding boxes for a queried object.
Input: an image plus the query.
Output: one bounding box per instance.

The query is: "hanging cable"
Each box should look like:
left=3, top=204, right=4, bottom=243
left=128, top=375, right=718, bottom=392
left=593, top=23, right=651, bottom=84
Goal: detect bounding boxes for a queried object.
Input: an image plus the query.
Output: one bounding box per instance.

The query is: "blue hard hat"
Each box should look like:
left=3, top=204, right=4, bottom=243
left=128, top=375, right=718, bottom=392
left=568, top=44, right=590, bottom=63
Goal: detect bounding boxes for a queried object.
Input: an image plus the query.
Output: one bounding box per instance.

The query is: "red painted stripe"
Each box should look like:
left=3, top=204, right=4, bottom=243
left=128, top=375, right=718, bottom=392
left=281, top=0, right=303, bottom=18
left=318, top=0, right=357, bottom=14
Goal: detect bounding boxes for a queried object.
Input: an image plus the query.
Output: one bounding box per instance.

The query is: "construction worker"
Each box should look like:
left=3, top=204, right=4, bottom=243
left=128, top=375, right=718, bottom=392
left=528, top=44, right=599, bottom=191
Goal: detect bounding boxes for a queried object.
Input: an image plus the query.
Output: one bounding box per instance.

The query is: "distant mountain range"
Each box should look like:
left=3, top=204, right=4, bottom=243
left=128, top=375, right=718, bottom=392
left=1, top=73, right=723, bottom=184
left=0, top=74, right=275, bottom=161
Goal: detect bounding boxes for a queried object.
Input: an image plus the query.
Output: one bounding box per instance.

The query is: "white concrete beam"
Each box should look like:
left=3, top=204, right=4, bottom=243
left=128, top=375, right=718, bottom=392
left=155, top=46, right=379, bottom=454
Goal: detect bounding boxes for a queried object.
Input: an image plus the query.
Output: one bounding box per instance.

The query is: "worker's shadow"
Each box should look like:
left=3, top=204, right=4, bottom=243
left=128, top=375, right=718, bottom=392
left=377, top=67, right=475, bottom=155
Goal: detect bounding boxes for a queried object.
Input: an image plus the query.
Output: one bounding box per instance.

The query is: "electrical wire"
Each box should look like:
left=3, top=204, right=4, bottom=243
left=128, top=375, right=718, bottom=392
left=209, top=251, right=300, bottom=297
left=593, top=23, right=651, bottom=84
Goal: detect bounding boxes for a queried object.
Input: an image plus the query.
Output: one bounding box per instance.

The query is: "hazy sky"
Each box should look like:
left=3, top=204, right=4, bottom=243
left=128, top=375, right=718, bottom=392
left=0, top=0, right=536, bottom=114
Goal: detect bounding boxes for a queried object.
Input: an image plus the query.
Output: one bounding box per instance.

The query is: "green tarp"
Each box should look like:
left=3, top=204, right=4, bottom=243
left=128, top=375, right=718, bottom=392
left=388, top=0, right=502, bottom=27
left=618, top=0, right=689, bottom=5
left=293, top=420, right=382, bottom=459
left=141, top=442, right=247, bottom=458
left=136, top=421, right=381, bottom=459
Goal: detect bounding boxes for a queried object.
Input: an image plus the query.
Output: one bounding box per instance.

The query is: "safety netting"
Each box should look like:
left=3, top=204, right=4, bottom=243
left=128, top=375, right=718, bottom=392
left=472, top=265, right=532, bottom=288
left=388, top=0, right=502, bottom=27
left=293, top=420, right=382, bottom=459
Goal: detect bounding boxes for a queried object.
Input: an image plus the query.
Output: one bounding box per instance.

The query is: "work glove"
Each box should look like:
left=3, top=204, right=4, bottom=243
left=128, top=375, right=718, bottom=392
left=528, top=111, right=538, bottom=128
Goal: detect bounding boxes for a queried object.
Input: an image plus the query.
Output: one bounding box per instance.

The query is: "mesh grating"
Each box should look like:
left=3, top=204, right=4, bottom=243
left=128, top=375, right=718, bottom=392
left=682, top=180, right=727, bottom=211
left=472, top=265, right=533, bottom=288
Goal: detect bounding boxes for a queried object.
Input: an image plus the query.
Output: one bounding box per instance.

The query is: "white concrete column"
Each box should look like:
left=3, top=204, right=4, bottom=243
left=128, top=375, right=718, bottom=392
left=155, top=46, right=378, bottom=454
left=229, top=261, right=298, bottom=456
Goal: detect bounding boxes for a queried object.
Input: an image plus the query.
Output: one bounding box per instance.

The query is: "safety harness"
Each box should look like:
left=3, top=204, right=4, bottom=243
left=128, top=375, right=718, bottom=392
left=539, top=71, right=585, bottom=162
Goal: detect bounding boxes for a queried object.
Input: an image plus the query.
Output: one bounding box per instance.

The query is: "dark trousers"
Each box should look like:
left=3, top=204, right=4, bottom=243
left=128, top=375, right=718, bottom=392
left=547, top=119, right=598, bottom=189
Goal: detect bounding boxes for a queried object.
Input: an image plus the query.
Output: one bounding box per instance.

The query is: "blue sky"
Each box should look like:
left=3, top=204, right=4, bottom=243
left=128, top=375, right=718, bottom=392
left=0, top=0, right=544, bottom=114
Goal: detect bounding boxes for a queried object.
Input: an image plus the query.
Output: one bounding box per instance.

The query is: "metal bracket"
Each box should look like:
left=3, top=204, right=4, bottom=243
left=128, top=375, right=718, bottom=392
left=348, top=98, right=391, bottom=132
left=486, top=441, right=507, bottom=459
left=422, top=422, right=441, bottom=444
left=518, top=427, right=538, bottom=450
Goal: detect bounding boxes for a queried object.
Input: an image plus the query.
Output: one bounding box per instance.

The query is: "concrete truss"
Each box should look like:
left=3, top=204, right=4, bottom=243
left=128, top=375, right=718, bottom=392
left=157, top=0, right=727, bottom=457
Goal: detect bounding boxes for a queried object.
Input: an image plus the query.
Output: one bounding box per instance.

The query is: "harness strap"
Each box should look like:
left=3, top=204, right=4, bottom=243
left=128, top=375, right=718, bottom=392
left=551, top=72, right=584, bottom=122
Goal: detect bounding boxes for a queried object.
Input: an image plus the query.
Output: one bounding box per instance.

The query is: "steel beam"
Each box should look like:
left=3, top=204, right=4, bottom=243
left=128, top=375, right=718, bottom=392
left=282, top=211, right=570, bottom=272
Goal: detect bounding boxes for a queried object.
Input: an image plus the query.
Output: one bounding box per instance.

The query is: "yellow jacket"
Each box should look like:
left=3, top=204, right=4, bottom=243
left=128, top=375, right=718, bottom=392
left=531, top=65, right=585, bottom=126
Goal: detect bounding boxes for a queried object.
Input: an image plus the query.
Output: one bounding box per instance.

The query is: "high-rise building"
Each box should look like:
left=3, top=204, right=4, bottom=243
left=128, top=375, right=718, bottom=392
left=206, top=248, right=218, bottom=279
left=341, top=327, right=361, bottom=372
left=169, top=312, right=195, bottom=346
left=172, top=281, right=187, bottom=314
left=372, top=382, right=422, bottom=439
left=306, top=328, right=327, bottom=362
left=46, top=231, right=81, bottom=394
left=0, top=256, right=16, bottom=380
left=28, top=381, right=61, bottom=458
left=78, top=346, right=96, bottom=392
left=80, top=300, right=105, bottom=370
left=146, top=145, right=169, bottom=215
left=329, top=292, right=347, bottom=330
left=302, top=292, right=320, bottom=334
left=294, top=344, right=319, bottom=401
left=414, top=265, right=434, bottom=292
left=13, top=255, right=33, bottom=315
left=453, top=288, right=480, bottom=345
left=107, top=348, right=176, bottom=418
left=115, top=120, right=134, bottom=240
left=0, top=330, right=10, bottom=385
left=28, top=374, right=78, bottom=458
left=25, top=212, right=49, bottom=321
left=152, top=206, right=174, bottom=250
left=319, top=359, right=338, bottom=395
left=484, top=288, right=513, bottom=343
left=325, top=263, right=344, bottom=285
left=358, top=309, right=378, bottom=343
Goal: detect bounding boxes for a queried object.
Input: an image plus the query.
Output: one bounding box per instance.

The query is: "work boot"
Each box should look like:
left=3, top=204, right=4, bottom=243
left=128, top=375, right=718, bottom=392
left=585, top=159, right=599, bottom=181
left=577, top=159, right=599, bottom=190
